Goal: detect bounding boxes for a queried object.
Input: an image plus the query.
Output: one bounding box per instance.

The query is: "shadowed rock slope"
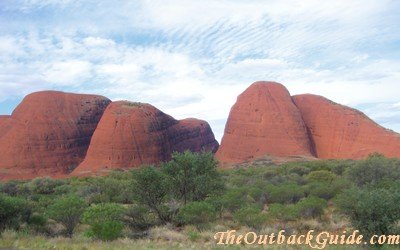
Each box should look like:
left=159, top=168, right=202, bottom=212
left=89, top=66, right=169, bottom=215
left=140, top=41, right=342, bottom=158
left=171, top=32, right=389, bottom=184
left=0, top=91, right=111, bottom=180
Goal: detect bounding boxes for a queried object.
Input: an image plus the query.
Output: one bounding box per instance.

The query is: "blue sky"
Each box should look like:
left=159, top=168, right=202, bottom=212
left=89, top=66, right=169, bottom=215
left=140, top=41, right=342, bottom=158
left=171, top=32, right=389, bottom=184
left=1, top=0, right=400, bottom=141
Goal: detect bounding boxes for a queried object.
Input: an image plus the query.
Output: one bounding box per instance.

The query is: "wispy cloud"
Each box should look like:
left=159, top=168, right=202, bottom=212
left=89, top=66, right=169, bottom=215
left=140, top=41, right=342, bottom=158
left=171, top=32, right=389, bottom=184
left=0, top=0, right=400, bottom=141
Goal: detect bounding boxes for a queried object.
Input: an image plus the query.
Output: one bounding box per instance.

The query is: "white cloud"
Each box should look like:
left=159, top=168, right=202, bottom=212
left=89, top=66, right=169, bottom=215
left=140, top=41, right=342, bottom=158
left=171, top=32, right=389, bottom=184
left=42, top=60, right=92, bottom=86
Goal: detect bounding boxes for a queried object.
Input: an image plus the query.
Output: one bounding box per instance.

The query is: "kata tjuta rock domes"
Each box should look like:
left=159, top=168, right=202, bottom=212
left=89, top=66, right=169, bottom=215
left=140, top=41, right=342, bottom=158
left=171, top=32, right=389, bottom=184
left=293, top=94, right=400, bottom=159
left=0, top=91, right=111, bottom=180
left=215, top=81, right=315, bottom=164
left=216, top=81, right=400, bottom=165
left=72, top=101, right=218, bottom=176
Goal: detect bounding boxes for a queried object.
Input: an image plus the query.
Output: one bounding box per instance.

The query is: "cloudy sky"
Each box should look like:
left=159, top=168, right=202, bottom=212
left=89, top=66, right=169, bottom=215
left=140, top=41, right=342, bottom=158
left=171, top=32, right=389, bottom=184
left=1, top=0, right=400, bottom=141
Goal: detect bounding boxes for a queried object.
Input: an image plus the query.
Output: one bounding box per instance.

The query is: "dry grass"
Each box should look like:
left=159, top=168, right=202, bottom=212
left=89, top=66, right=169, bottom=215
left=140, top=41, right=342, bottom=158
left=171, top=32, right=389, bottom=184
left=3, top=227, right=397, bottom=250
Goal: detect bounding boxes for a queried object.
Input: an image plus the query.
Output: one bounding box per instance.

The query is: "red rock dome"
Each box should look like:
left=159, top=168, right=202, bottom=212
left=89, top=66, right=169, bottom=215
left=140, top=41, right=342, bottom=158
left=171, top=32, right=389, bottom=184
left=0, top=91, right=111, bottom=180
left=293, top=94, right=400, bottom=159
left=72, top=101, right=218, bottom=175
left=215, top=81, right=315, bottom=164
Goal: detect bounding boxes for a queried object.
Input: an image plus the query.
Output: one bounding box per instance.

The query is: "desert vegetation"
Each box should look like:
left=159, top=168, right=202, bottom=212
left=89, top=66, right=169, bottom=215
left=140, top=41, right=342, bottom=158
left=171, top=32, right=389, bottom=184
left=1, top=152, right=400, bottom=249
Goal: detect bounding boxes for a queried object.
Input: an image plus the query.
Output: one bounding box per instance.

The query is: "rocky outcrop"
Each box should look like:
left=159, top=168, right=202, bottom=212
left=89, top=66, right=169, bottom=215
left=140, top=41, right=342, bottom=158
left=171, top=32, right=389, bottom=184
left=72, top=101, right=218, bottom=175
left=217, top=81, right=400, bottom=165
left=0, top=91, right=111, bottom=180
left=215, top=81, right=315, bottom=164
left=293, top=94, right=400, bottom=159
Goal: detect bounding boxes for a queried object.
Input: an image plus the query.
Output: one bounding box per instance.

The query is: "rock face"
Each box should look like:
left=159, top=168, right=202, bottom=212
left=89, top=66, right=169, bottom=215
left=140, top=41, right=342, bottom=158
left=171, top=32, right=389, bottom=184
left=72, top=101, right=218, bottom=175
left=215, top=81, right=315, bottom=164
left=0, top=115, right=11, bottom=136
left=0, top=91, right=111, bottom=180
left=217, top=81, right=400, bottom=165
left=293, top=94, right=400, bottom=159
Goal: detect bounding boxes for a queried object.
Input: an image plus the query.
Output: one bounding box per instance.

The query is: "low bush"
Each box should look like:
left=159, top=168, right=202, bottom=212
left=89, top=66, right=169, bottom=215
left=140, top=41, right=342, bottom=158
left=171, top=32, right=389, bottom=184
left=82, top=203, right=126, bottom=241
left=295, top=196, right=327, bottom=219
left=219, top=188, right=255, bottom=213
left=307, top=170, right=336, bottom=183
left=346, top=153, right=400, bottom=187
left=89, top=220, right=124, bottom=241
left=233, top=206, right=268, bottom=230
left=125, top=205, right=155, bottom=231
left=266, top=183, right=304, bottom=204
left=268, top=203, right=298, bottom=222
left=337, top=185, right=400, bottom=238
left=177, top=201, right=216, bottom=228
left=26, top=177, right=65, bottom=195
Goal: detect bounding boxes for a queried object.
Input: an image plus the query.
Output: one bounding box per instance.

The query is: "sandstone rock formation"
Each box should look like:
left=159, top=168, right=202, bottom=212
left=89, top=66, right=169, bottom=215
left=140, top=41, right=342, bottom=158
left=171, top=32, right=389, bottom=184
left=293, top=94, right=400, bottom=159
left=217, top=81, right=400, bottom=165
left=72, top=101, right=218, bottom=175
left=215, top=81, right=315, bottom=164
left=0, top=91, right=111, bottom=180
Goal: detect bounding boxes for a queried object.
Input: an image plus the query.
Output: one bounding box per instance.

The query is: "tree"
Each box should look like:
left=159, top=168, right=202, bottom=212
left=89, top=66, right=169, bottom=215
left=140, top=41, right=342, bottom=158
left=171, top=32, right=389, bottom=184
left=82, top=203, right=126, bottom=241
left=163, top=151, right=224, bottom=205
left=132, top=166, right=172, bottom=223
left=47, top=195, right=87, bottom=237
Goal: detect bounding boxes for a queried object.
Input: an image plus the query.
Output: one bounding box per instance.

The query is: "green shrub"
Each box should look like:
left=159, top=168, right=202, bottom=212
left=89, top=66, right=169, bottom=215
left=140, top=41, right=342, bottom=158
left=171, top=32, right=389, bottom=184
left=268, top=203, right=297, bottom=222
left=295, top=196, right=327, bottom=219
left=47, top=195, right=87, bottom=237
left=220, top=188, right=254, bottom=213
left=27, top=214, right=47, bottom=233
left=288, top=166, right=311, bottom=176
left=125, top=205, right=155, bottom=231
left=90, top=220, right=124, bottom=241
left=306, top=178, right=351, bottom=200
left=85, top=177, right=133, bottom=204
left=27, top=177, right=65, bottom=195
left=53, top=184, right=72, bottom=195
left=337, top=185, right=400, bottom=238
left=233, top=206, right=268, bottom=230
left=0, top=195, right=32, bottom=232
left=82, top=203, right=126, bottom=241
left=1, top=181, right=21, bottom=196
left=267, top=183, right=304, bottom=204
left=205, top=195, right=224, bottom=218
left=306, top=182, right=337, bottom=200
left=346, top=153, right=400, bottom=187
left=307, top=170, right=336, bottom=183
left=177, top=201, right=216, bottom=228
